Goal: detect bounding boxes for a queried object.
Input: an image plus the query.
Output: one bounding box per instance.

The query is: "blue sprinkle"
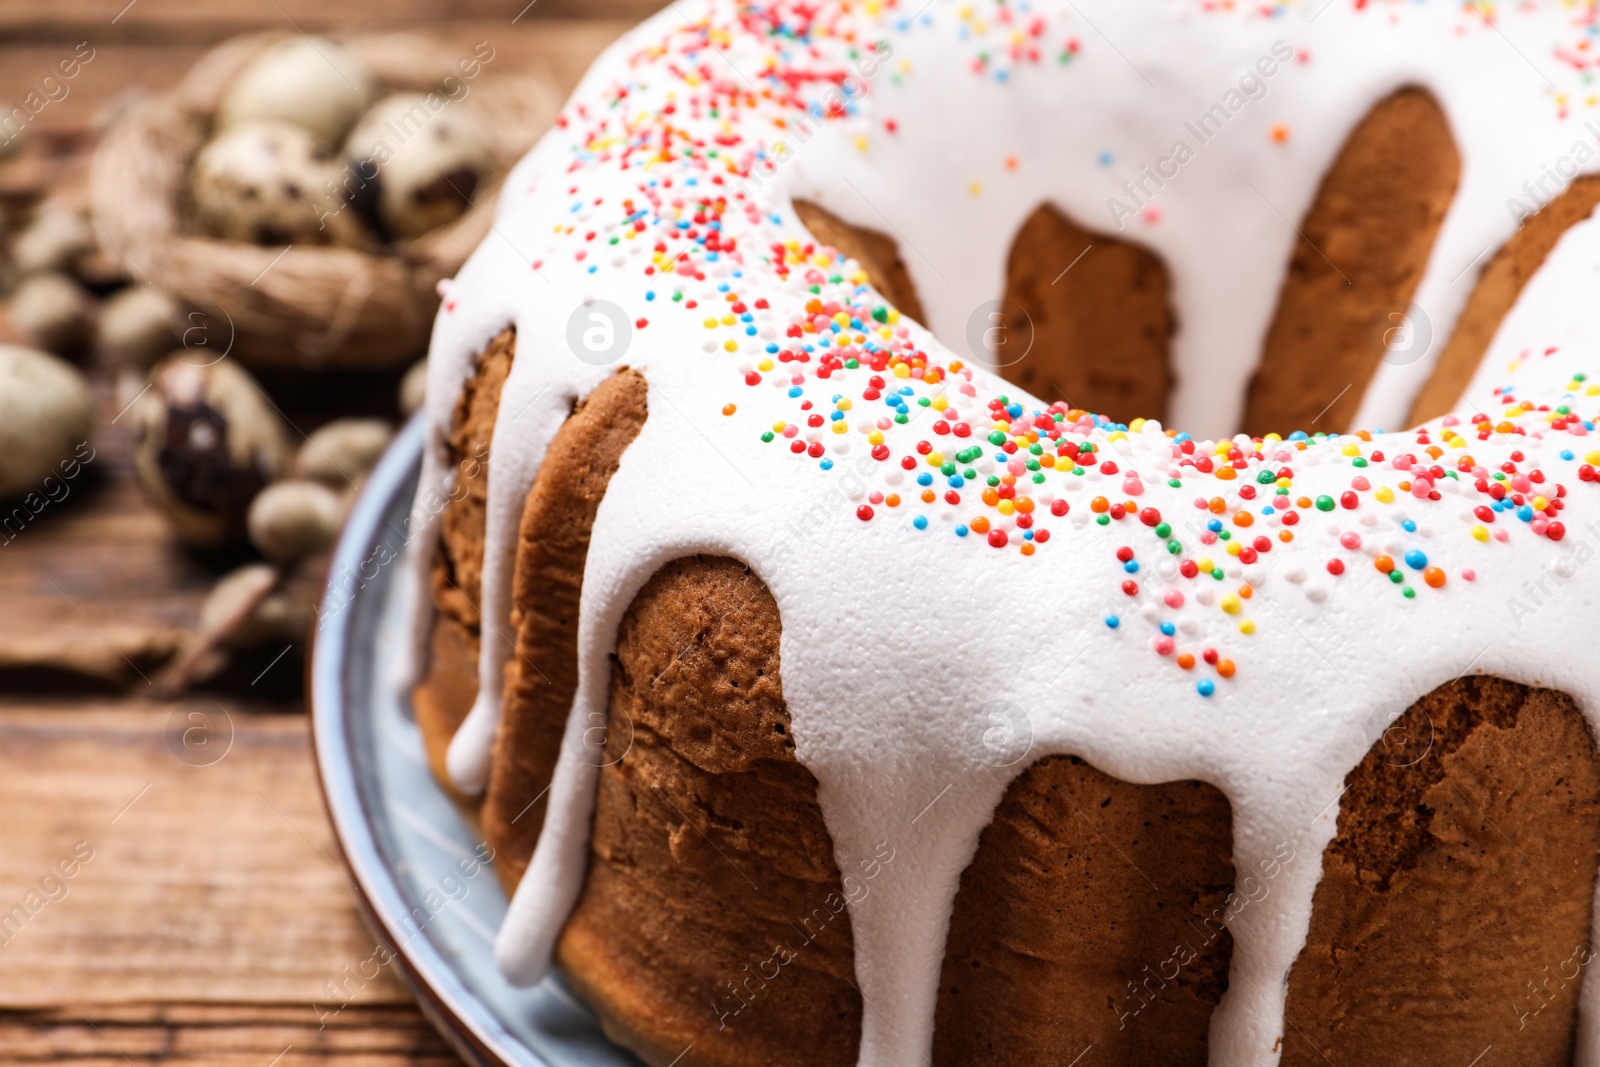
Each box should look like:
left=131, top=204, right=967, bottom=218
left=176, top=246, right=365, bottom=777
left=1517, top=504, right=1535, bottom=522
left=1197, top=679, right=1216, bottom=697
left=955, top=524, right=969, bottom=538
left=1404, top=549, right=1427, bottom=570
left=913, top=515, right=928, bottom=530
left=645, top=291, right=656, bottom=301
left=1562, top=449, right=1575, bottom=461
left=1105, top=615, right=1120, bottom=629
left=766, top=343, right=779, bottom=354
left=1207, top=519, right=1223, bottom=533
left=1401, top=519, right=1417, bottom=533
left=917, top=472, right=933, bottom=486
left=788, top=386, right=803, bottom=398
left=1007, top=402, right=1024, bottom=418
left=819, top=458, right=833, bottom=471
left=1123, top=560, right=1140, bottom=574
left=1023, top=528, right=1034, bottom=540
left=948, top=475, right=965, bottom=488
left=1160, top=622, right=1176, bottom=636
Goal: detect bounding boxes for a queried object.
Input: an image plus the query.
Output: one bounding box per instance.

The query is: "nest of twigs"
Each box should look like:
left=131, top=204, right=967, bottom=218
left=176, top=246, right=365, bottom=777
left=90, top=32, right=560, bottom=371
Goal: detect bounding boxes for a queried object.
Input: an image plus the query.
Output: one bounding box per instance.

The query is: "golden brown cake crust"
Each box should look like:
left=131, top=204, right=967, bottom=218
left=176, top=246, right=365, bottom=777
left=1243, top=87, right=1459, bottom=436
left=556, top=555, right=863, bottom=1067
left=1282, top=676, right=1600, bottom=1065
left=414, top=327, right=516, bottom=798
left=1409, top=175, right=1600, bottom=424
left=934, top=755, right=1235, bottom=1066
left=484, top=367, right=650, bottom=895
left=794, top=199, right=927, bottom=325
left=1000, top=203, right=1174, bottom=425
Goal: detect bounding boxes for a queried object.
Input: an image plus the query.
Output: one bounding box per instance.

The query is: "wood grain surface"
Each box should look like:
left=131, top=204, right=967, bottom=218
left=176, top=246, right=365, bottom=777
left=0, top=6, right=655, bottom=1064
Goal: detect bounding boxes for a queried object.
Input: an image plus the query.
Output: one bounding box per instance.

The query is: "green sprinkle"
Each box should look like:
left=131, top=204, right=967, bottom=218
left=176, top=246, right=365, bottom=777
left=1315, top=495, right=1336, bottom=512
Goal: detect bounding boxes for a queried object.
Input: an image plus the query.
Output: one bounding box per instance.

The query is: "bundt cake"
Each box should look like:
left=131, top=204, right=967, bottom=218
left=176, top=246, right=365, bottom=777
left=397, top=1, right=1600, bottom=1064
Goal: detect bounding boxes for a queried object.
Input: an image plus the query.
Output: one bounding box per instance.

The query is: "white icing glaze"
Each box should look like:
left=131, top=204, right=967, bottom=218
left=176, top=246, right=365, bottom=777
left=395, top=2, right=1600, bottom=1063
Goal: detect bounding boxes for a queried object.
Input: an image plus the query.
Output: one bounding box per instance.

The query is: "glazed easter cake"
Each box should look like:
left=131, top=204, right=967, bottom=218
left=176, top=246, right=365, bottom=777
left=398, top=1, right=1600, bottom=1064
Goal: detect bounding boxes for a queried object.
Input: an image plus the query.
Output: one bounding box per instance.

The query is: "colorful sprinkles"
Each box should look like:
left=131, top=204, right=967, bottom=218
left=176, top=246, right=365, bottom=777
left=496, top=0, right=1600, bottom=698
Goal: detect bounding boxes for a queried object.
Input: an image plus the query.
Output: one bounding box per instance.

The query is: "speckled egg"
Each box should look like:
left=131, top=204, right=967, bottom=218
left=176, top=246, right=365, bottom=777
left=190, top=120, right=366, bottom=247
left=344, top=93, right=493, bottom=240
left=216, top=36, right=373, bottom=148
left=0, top=345, right=95, bottom=501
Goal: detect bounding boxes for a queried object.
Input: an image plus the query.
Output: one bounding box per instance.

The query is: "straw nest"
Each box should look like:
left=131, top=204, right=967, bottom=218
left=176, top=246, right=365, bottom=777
left=90, top=32, right=561, bottom=370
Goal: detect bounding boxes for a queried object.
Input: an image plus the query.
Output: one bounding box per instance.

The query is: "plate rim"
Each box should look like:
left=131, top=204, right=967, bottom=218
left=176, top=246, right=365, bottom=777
left=307, top=413, right=541, bottom=1067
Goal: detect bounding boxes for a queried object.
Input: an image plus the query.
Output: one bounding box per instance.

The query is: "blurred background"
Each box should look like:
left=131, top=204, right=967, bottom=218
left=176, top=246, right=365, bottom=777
left=0, top=2, right=659, bottom=1063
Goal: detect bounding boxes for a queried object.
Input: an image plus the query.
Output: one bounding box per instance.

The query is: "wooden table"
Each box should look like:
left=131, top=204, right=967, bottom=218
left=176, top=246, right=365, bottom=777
left=0, top=5, right=658, bottom=1063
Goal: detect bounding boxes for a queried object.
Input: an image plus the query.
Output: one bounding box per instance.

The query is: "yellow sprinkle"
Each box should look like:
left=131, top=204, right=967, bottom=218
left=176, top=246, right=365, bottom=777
left=1239, top=620, right=1257, bottom=635
left=1276, top=477, right=1292, bottom=489
left=836, top=398, right=853, bottom=411
left=997, top=499, right=1015, bottom=516
left=772, top=421, right=787, bottom=432
left=1225, top=541, right=1243, bottom=557
left=932, top=396, right=948, bottom=411
left=893, top=363, right=911, bottom=379
left=1220, top=594, right=1242, bottom=615
left=757, top=358, right=774, bottom=372
left=927, top=452, right=945, bottom=467
left=723, top=340, right=739, bottom=352
left=703, top=317, right=718, bottom=328
left=1197, top=558, right=1214, bottom=573
left=831, top=421, right=848, bottom=435
left=968, top=180, right=982, bottom=196
left=1472, top=524, right=1490, bottom=542
left=1375, top=486, right=1395, bottom=504
left=1341, top=443, right=1361, bottom=457
left=868, top=430, right=885, bottom=445
left=1533, top=495, right=1550, bottom=511
left=854, top=135, right=869, bottom=152
left=1586, top=450, right=1600, bottom=466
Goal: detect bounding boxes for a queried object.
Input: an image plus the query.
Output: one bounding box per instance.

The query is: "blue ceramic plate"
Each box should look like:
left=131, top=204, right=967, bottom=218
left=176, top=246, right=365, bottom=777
left=309, top=415, right=642, bottom=1067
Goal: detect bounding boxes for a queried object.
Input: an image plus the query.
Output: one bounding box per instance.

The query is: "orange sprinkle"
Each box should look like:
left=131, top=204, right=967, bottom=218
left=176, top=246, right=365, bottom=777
left=1270, top=123, right=1290, bottom=143
left=971, top=516, right=991, bottom=534
left=1233, top=511, right=1254, bottom=527
left=1019, top=541, right=1035, bottom=556
left=1374, top=555, right=1395, bottom=573
left=1091, top=496, right=1110, bottom=513
left=1177, top=653, right=1196, bottom=670
left=884, top=494, right=900, bottom=508
left=921, top=489, right=936, bottom=503
left=1279, top=530, right=1294, bottom=543
left=1208, top=497, right=1227, bottom=514
left=722, top=403, right=736, bottom=416
left=1424, top=566, right=1447, bottom=589
left=1217, top=659, right=1236, bottom=679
